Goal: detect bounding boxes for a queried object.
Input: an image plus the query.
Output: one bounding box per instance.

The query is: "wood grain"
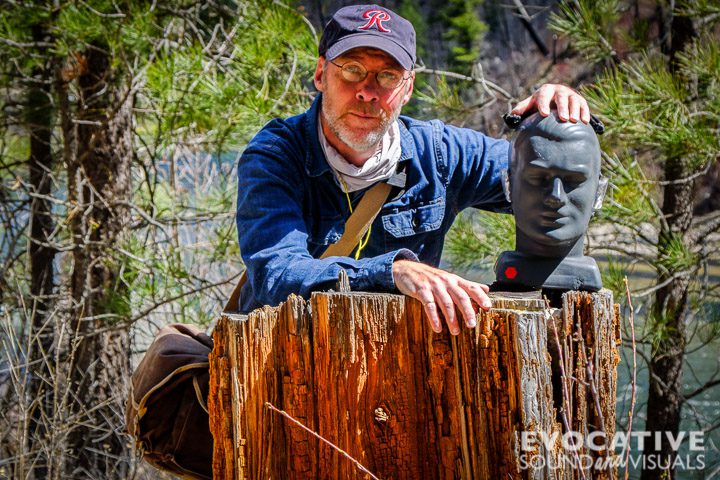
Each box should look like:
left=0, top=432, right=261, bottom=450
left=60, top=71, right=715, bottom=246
left=208, top=290, right=619, bottom=479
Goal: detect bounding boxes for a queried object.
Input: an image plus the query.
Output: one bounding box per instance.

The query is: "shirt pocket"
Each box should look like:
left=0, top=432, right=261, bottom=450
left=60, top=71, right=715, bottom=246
left=381, top=197, right=446, bottom=238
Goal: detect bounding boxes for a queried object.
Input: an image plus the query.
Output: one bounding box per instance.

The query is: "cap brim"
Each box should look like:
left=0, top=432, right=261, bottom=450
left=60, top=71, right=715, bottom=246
left=325, top=33, right=414, bottom=70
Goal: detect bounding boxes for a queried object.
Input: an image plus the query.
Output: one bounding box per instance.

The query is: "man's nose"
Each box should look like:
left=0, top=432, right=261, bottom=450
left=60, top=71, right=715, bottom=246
left=545, top=177, right=566, bottom=208
left=355, top=77, right=380, bottom=102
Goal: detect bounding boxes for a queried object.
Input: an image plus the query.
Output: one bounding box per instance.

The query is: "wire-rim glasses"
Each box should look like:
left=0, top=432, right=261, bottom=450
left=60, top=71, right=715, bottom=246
left=329, top=60, right=411, bottom=90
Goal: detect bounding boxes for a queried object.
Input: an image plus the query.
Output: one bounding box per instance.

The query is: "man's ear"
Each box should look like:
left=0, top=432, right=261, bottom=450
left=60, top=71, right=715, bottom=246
left=401, top=72, right=415, bottom=105
left=314, top=57, right=326, bottom=92
left=593, top=176, right=609, bottom=210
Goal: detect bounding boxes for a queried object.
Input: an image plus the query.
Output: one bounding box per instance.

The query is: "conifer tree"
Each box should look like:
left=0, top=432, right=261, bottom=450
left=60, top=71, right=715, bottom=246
left=550, top=2, right=719, bottom=477
left=0, top=1, right=315, bottom=477
left=441, top=0, right=487, bottom=69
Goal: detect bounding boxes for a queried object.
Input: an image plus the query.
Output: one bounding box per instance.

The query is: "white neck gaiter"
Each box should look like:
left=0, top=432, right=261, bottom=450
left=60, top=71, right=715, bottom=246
left=318, top=118, right=401, bottom=192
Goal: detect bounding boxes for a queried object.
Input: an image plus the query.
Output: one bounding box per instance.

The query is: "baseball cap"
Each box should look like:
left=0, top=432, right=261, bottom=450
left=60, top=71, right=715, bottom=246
left=318, top=4, right=416, bottom=70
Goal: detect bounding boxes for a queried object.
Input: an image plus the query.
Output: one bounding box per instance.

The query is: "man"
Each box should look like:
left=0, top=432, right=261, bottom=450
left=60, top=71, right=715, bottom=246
left=235, top=4, right=591, bottom=335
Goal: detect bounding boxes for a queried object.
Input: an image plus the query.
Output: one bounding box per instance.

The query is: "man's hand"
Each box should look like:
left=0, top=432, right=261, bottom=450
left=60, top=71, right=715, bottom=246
left=511, top=84, right=590, bottom=124
left=392, top=260, right=492, bottom=335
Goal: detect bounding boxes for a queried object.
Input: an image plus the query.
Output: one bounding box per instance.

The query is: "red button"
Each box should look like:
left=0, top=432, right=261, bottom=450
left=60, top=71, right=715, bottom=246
left=505, top=266, right=518, bottom=279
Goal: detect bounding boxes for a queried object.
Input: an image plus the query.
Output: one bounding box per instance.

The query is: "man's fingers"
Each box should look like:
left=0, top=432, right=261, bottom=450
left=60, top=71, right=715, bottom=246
left=534, top=85, right=556, bottom=117
left=555, top=91, right=570, bottom=121
left=392, top=260, right=491, bottom=335
left=423, top=301, right=443, bottom=333
left=512, top=84, right=592, bottom=122
left=414, top=287, right=442, bottom=333
left=448, top=287, right=477, bottom=329
left=568, top=95, right=581, bottom=123
left=463, top=281, right=492, bottom=311
left=579, top=97, right=591, bottom=124
left=433, top=286, right=460, bottom=335
left=510, top=96, right=534, bottom=115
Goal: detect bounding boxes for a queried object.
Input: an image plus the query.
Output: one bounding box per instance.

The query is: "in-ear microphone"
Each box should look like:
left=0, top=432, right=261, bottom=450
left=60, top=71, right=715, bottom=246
left=503, top=112, right=605, bottom=135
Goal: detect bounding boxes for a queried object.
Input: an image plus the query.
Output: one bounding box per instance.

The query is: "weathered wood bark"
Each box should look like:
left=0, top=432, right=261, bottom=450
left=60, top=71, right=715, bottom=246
left=209, top=290, right=619, bottom=479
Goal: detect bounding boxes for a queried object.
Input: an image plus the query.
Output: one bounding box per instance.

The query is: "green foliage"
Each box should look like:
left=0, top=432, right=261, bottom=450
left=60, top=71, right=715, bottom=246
left=570, top=5, right=720, bottom=264
left=125, top=0, right=317, bottom=327
left=601, top=257, right=630, bottom=302
left=413, top=76, right=473, bottom=123
left=142, top=1, right=315, bottom=151
left=0, top=0, right=318, bottom=335
left=586, top=43, right=719, bottom=170
left=677, top=34, right=720, bottom=93
left=0, top=5, right=52, bottom=73
left=585, top=36, right=719, bottom=303
left=441, top=0, right=486, bottom=70
left=646, top=310, right=679, bottom=349
left=676, top=0, right=720, bottom=18
left=55, top=3, right=111, bottom=50
left=595, top=154, right=655, bottom=225
left=656, top=233, right=697, bottom=275
left=397, top=0, right=429, bottom=61
left=0, top=134, right=29, bottom=161
left=444, top=211, right=515, bottom=272
left=626, top=17, right=652, bottom=52
left=550, top=0, right=620, bottom=65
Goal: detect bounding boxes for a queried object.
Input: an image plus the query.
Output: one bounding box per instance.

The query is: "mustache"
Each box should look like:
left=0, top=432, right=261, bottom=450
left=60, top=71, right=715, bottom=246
left=346, top=105, right=386, bottom=117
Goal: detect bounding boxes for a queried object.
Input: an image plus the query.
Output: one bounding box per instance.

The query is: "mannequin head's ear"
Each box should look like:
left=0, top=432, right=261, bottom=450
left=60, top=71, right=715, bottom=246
left=501, top=169, right=511, bottom=203
left=593, top=176, right=609, bottom=210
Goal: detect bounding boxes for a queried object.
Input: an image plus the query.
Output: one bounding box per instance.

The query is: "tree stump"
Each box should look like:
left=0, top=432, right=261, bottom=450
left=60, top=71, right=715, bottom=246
left=208, top=290, right=620, bottom=479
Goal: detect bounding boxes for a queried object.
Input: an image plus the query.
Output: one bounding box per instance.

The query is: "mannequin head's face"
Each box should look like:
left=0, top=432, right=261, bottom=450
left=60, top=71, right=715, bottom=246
left=511, top=112, right=601, bottom=250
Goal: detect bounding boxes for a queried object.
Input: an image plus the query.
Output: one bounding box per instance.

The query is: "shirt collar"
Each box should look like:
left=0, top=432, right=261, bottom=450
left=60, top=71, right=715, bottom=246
left=304, top=94, right=415, bottom=178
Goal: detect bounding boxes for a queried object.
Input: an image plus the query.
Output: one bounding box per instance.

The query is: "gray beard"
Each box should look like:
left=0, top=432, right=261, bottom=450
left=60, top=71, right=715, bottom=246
left=321, top=99, right=399, bottom=153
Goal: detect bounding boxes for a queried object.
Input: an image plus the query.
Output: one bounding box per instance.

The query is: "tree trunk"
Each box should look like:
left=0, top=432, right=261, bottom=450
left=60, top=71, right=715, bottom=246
left=641, top=12, right=697, bottom=480
left=63, top=43, right=133, bottom=479
left=209, top=290, right=619, bottom=479
left=641, top=160, right=695, bottom=480
left=25, top=22, right=57, bottom=479
left=28, top=26, right=56, bottom=330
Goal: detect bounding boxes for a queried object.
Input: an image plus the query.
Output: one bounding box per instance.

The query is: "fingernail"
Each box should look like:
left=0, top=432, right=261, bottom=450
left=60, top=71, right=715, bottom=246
left=482, top=300, right=492, bottom=309
left=467, top=319, right=476, bottom=328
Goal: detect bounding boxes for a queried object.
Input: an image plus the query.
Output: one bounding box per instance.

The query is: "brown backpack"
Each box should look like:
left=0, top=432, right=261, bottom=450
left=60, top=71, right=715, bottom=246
left=125, top=324, right=214, bottom=480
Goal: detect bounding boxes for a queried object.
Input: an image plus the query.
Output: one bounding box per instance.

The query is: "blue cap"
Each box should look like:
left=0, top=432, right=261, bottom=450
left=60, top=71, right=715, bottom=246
left=319, top=4, right=416, bottom=70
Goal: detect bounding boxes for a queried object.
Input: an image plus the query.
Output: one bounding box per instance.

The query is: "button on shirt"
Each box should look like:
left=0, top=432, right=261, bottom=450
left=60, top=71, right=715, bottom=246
left=235, top=95, right=511, bottom=313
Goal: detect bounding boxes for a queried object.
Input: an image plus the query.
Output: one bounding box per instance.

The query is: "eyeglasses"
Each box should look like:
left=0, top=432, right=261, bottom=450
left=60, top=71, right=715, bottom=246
left=329, top=60, right=411, bottom=90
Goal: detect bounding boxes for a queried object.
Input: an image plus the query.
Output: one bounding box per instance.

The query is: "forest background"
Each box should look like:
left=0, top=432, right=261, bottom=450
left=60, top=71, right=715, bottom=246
left=0, top=0, right=718, bottom=479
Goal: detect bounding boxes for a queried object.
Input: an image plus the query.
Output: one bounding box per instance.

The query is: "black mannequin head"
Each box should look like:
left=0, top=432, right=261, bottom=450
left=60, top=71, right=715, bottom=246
left=508, top=111, right=603, bottom=258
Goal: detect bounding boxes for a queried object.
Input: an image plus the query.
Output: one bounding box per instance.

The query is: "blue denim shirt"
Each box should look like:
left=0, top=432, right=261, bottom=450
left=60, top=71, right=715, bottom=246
left=236, top=95, right=511, bottom=313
